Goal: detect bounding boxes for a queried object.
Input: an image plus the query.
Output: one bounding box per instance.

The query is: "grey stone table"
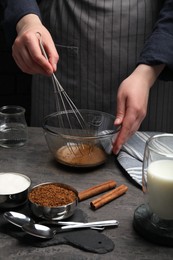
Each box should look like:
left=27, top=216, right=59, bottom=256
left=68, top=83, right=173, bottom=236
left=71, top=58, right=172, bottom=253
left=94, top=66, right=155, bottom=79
left=0, top=128, right=173, bottom=260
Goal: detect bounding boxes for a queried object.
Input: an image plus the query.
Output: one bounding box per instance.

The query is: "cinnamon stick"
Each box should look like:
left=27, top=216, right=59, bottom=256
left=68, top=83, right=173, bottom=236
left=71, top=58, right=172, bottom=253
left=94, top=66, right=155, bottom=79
left=78, top=180, right=117, bottom=201
left=90, top=184, right=128, bottom=210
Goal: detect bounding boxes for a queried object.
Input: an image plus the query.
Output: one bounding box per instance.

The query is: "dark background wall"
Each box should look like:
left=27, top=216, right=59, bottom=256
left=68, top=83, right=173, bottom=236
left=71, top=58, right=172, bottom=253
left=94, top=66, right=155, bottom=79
left=0, top=7, right=32, bottom=125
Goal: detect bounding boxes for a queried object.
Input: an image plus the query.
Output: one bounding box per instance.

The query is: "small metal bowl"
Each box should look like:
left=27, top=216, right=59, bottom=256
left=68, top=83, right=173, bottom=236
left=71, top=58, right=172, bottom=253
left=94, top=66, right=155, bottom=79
left=0, top=172, right=31, bottom=209
left=28, top=182, right=78, bottom=220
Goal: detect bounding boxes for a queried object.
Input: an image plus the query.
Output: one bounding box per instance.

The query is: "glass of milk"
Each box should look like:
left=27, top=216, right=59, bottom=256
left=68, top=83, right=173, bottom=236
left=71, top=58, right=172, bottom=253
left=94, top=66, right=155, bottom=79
left=143, top=133, right=173, bottom=229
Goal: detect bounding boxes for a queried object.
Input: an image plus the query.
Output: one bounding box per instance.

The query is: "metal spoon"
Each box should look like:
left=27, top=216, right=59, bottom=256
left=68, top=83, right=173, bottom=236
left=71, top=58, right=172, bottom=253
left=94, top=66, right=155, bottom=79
left=3, top=212, right=58, bottom=239
left=22, top=223, right=55, bottom=239
left=3, top=211, right=104, bottom=230
left=3, top=211, right=34, bottom=228
left=60, top=220, right=119, bottom=230
left=22, top=219, right=119, bottom=239
left=57, top=221, right=105, bottom=230
left=4, top=211, right=119, bottom=239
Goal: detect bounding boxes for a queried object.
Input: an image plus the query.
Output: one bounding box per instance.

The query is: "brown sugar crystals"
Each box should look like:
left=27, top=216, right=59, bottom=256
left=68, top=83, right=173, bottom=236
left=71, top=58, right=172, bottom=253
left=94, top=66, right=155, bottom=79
left=28, top=183, right=77, bottom=207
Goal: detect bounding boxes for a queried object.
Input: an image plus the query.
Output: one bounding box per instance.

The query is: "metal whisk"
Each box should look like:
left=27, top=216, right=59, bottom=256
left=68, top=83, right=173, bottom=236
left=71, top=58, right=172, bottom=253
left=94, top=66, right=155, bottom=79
left=36, top=33, right=92, bottom=156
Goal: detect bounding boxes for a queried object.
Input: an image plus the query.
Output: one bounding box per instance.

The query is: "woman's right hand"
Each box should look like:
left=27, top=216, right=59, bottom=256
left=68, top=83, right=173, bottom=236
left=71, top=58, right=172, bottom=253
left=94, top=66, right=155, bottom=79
left=12, top=14, right=59, bottom=75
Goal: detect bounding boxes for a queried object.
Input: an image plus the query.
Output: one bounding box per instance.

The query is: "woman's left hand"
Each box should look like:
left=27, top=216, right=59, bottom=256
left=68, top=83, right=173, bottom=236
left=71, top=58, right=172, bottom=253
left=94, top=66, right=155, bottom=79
left=113, top=64, right=165, bottom=154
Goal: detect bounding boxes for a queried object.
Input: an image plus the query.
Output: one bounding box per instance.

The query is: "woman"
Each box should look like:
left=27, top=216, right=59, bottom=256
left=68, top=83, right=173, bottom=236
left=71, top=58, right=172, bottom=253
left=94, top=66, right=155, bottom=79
left=2, top=0, right=173, bottom=153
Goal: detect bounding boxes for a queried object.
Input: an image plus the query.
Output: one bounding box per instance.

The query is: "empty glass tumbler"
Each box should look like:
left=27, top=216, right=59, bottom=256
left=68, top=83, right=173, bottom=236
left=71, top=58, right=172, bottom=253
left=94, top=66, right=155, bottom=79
left=0, top=105, right=28, bottom=148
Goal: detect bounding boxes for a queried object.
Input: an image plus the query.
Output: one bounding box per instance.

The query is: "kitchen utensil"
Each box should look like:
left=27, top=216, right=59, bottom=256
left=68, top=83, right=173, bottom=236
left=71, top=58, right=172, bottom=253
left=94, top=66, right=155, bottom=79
left=3, top=211, right=105, bottom=231
left=59, top=220, right=119, bottom=230
left=22, top=222, right=55, bottom=239
left=51, top=221, right=104, bottom=230
left=37, top=33, right=91, bottom=157
left=28, top=182, right=78, bottom=220
left=37, top=34, right=120, bottom=166
left=43, top=110, right=120, bottom=167
left=3, top=211, right=34, bottom=227
left=4, top=211, right=119, bottom=239
left=22, top=219, right=119, bottom=239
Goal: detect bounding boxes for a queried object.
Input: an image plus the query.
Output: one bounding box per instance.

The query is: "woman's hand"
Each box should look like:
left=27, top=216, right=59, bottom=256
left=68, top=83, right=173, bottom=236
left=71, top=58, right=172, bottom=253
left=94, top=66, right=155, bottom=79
left=12, top=14, right=59, bottom=75
left=113, top=64, right=165, bottom=154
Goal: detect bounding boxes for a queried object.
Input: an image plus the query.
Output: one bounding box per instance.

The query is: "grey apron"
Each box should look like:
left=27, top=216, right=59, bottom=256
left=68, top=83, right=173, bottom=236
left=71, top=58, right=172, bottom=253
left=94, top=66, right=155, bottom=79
left=31, top=0, right=172, bottom=133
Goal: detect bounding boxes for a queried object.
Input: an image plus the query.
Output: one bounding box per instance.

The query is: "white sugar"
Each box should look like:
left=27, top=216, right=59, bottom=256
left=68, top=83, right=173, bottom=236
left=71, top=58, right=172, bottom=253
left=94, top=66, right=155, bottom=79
left=0, top=173, right=30, bottom=195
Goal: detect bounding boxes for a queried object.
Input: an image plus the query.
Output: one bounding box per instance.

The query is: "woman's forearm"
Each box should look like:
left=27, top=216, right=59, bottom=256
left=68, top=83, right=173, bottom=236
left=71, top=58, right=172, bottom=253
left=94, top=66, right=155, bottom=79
left=132, top=64, right=166, bottom=88
left=16, top=14, right=42, bottom=35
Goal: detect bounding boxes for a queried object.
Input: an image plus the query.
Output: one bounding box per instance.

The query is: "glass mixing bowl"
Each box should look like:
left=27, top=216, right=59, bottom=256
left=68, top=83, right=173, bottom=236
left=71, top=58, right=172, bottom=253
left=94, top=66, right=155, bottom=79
left=42, top=109, right=120, bottom=168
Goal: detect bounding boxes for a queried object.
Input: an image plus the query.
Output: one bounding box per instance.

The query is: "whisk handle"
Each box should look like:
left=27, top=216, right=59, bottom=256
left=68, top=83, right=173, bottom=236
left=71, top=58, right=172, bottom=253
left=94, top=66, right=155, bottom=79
left=39, top=39, right=49, bottom=61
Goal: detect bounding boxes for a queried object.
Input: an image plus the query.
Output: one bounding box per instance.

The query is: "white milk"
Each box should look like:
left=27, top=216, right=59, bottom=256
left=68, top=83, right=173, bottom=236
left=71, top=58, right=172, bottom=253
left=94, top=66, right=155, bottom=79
left=0, top=172, right=30, bottom=194
left=148, top=160, right=173, bottom=220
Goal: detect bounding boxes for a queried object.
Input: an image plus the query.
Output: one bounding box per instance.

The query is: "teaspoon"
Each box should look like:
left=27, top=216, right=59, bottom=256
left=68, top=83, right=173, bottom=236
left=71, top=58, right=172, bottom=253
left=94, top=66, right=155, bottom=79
left=3, top=211, right=34, bottom=228
left=3, top=211, right=106, bottom=230
left=4, top=211, right=119, bottom=239
left=22, top=219, right=119, bottom=239
left=22, top=223, right=55, bottom=239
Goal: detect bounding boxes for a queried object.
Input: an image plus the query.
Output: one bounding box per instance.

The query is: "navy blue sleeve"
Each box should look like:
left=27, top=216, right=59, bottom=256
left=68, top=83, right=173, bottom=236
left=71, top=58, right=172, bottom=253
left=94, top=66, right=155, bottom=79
left=138, top=0, right=173, bottom=80
left=2, top=0, right=41, bottom=47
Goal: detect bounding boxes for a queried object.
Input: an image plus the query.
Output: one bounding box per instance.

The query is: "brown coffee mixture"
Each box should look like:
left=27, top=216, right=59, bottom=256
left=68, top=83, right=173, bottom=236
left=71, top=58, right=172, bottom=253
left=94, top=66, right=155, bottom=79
left=28, top=183, right=77, bottom=207
left=55, top=144, right=106, bottom=167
